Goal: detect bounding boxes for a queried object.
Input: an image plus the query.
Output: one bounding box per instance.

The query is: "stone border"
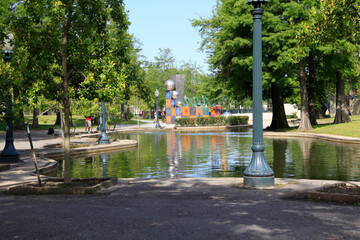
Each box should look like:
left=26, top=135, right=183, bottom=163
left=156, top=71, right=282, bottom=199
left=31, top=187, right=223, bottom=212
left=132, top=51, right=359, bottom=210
left=43, top=139, right=138, bottom=159
left=307, top=183, right=360, bottom=204
left=4, top=177, right=118, bottom=195
left=264, top=131, right=360, bottom=144
left=0, top=164, right=10, bottom=172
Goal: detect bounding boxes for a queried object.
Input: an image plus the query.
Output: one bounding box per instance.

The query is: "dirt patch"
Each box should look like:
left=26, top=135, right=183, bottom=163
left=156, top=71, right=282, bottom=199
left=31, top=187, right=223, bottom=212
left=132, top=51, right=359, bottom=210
left=44, top=143, right=91, bottom=148
left=4, top=177, right=118, bottom=195
left=307, top=183, right=360, bottom=204
left=318, top=183, right=360, bottom=196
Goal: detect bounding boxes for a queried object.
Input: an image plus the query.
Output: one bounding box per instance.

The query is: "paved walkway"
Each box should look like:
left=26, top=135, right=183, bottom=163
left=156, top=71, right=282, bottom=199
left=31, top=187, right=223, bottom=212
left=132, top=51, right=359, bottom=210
left=0, top=123, right=359, bottom=239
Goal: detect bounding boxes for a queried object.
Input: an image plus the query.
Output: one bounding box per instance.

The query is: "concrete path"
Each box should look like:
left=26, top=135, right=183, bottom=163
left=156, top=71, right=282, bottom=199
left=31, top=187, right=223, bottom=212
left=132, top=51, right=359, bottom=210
left=0, top=123, right=360, bottom=240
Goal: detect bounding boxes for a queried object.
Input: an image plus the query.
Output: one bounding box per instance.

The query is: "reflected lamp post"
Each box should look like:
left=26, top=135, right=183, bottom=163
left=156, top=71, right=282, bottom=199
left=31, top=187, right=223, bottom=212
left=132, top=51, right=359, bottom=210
left=99, top=154, right=109, bottom=178
left=98, top=100, right=110, bottom=144
left=1, top=35, right=19, bottom=163
left=155, top=89, right=160, bottom=129
left=243, top=0, right=274, bottom=188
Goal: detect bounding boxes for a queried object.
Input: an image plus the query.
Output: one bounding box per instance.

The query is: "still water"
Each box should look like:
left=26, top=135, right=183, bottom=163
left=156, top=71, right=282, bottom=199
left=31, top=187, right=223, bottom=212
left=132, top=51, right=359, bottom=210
left=57, top=129, right=360, bottom=181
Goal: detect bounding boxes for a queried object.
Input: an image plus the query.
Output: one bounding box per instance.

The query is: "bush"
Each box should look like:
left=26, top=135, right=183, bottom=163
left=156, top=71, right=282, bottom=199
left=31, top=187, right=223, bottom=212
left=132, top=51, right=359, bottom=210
left=175, top=118, right=189, bottom=127
left=189, top=118, right=196, bottom=127
left=286, top=112, right=298, bottom=119
left=227, top=116, right=249, bottom=125
left=175, top=116, right=248, bottom=127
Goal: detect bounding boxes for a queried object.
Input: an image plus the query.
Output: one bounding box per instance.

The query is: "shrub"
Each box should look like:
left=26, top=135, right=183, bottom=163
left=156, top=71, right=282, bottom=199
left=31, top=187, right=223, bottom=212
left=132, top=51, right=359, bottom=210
left=189, top=118, right=196, bottom=127
left=175, top=118, right=189, bottom=127
left=175, top=116, right=248, bottom=127
left=227, top=116, right=249, bottom=125
left=197, top=117, right=208, bottom=126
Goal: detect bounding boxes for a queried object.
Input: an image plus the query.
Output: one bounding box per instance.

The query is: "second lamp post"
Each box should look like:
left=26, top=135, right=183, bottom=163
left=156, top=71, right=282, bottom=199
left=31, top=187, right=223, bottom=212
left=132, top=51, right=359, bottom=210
left=1, top=35, right=19, bottom=163
left=154, top=89, right=160, bottom=129
left=98, top=100, right=110, bottom=144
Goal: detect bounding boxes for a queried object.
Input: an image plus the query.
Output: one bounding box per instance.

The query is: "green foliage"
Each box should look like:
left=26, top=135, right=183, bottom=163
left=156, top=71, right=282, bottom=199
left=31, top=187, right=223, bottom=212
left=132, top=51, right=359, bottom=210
left=175, top=116, right=248, bottom=127
left=143, top=48, right=212, bottom=110
left=226, top=116, right=249, bottom=125
left=8, top=0, right=146, bottom=107
left=192, top=0, right=300, bottom=109
left=196, top=117, right=210, bottom=126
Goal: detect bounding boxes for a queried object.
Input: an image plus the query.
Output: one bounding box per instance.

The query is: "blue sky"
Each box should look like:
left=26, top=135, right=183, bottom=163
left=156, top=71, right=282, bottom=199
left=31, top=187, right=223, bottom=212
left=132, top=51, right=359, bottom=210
left=124, top=0, right=217, bottom=72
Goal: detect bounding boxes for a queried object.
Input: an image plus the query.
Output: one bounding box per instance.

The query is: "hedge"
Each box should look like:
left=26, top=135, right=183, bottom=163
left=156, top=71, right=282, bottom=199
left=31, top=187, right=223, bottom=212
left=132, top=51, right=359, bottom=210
left=175, top=116, right=249, bottom=127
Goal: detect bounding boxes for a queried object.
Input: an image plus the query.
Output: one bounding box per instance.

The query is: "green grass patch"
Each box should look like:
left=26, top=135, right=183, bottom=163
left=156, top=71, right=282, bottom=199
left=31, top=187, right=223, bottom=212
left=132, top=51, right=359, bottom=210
left=0, top=115, right=147, bottom=133
left=108, top=117, right=147, bottom=125
left=286, top=115, right=360, bottom=138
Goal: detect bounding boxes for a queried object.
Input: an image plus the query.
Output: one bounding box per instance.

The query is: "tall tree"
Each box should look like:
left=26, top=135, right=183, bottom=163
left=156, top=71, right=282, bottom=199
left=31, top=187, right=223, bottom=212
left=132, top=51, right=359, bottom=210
left=11, top=0, right=132, bottom=183
left=193, top=0, right=302, bottom=129
left=283, top=0, right=323, bottom=131
left=317, top=0, right=359, bottom=123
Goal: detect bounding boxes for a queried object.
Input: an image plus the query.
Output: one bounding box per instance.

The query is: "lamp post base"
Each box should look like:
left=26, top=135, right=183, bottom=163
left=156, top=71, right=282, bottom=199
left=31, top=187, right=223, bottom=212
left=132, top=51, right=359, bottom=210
left=0, top=154, right=20, bottom=163
left=98, top=130, right=110, bottom=144
left=1, top=141, right=20, bottom=163
left=155, top=122, right=161, bottom=129
left=243, top=176, right=274, bottom=189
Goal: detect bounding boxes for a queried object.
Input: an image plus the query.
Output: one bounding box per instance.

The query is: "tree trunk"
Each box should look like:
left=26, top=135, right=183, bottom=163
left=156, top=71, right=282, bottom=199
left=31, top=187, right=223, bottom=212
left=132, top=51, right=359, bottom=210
left=32, top=107, right=39, bottom=128
left=333, top=71, right=351, bottom=124
left=126, top=105, right=130, bottom=121
left=268, top=83, right=289, bottom=129
left=121, top=102, right=125, bottom=121
left=12, top=87, right=25, bottom=130
left=61, top=1, right=74, bottom=184
left=55, top=111, right=61, bottom=125
left=307, top=51, right=318, bottom=125
left=298, top=60, right=313, bottom=131
left=317, top=104, right=328, bottom=119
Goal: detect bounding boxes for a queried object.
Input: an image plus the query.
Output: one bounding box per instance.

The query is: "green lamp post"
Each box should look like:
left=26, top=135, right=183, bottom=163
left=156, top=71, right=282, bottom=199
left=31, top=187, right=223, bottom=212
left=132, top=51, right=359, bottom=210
left=154, top=89, right=161, bottom=129
left=1, top=35, right=19, bottom=163
left=98, top=100, right=110, bottom=144
left=243, top=0, right=274, bottom=188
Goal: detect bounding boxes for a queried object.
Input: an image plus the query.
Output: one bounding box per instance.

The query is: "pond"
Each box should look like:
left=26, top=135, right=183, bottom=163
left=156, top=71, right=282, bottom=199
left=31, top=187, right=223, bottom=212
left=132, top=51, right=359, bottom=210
left=56, top=129, right=360, bottom=181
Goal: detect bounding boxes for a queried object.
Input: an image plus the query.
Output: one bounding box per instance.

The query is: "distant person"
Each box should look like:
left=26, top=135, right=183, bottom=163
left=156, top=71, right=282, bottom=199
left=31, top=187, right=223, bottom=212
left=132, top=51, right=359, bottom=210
left=153, top=111, right=157, bottom=123
left=161, top=111, right=165, bottom=122
left=85, top=115, right=92, bottom=133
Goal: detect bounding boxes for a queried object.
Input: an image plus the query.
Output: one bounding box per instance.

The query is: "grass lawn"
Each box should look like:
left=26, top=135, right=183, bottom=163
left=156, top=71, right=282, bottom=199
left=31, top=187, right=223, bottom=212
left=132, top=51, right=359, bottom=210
left=1, top=114, right=360, bottom=138
left=287, top=115, right=360, bottom=138
left=0, top=115, right=147, bottom=133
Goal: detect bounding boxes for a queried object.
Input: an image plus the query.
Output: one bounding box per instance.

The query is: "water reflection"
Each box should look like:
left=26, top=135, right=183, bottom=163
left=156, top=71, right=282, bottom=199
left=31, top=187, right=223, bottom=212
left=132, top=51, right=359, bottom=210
left=57, top=130, right=360, bottom=181
left=272, top=139, right=287, bottom=178
left=99, top=154, right=110, bottom=177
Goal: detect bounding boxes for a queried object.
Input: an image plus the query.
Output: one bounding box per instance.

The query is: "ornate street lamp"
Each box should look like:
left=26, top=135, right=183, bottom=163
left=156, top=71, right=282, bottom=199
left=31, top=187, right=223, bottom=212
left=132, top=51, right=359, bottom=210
left=154, top=89, right=160, bottom=129
left=243, top=0, right=274, bottom=188
left=1, top=34, right=19, bottom=163
left=98, top=100, right=110, bottom=144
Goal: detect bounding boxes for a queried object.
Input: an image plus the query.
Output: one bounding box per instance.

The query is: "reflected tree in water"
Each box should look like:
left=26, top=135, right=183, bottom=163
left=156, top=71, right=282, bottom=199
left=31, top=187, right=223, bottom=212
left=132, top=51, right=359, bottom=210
left=297, top=138, right=314, bottom=179
left=272, top=139, right=287, bottom=178
left=336, top=145, right=349, bottom=181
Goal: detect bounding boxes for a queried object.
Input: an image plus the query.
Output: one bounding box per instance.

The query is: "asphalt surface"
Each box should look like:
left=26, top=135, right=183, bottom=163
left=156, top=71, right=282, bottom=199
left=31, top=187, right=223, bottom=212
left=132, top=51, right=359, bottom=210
left=1, top=178, right=360, bottom=240
left=0, top=122, right=360, bottom=240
